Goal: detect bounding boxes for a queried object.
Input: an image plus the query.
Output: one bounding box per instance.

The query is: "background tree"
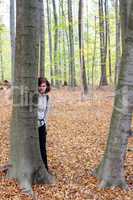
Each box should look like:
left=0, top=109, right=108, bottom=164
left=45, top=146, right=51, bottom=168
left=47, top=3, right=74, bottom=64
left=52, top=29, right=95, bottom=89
left=115, top=0, right=121, bottom=85
left=46, top=0, right=54, bottom=85
left=10, top=0, right=15, bottom=83
left=99, top=0, right=108, bottom=86
left=92, top=16, right=98, bottom=88
left=8, top=0, right=55, bottom=194
left=39, top=0, right=45, bottom=77
left=105, top=0, right=112, bottom=84
left=93, top=0, right=133, bottom=189
left=68, top=0, right=76, bottom=88
left=52, top=0, right=59, bottom=87
left=78, top=0, right=88, bottom=95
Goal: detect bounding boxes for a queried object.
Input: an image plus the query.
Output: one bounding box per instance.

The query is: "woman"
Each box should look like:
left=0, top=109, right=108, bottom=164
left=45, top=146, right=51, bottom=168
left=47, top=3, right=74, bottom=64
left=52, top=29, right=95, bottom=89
left=38, top=77, right=51, bottom=170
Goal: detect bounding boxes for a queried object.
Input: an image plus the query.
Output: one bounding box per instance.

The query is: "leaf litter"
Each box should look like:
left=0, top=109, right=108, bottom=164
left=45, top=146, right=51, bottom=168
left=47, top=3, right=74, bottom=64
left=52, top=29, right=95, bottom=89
left=0, top=86, right=133, bottom=200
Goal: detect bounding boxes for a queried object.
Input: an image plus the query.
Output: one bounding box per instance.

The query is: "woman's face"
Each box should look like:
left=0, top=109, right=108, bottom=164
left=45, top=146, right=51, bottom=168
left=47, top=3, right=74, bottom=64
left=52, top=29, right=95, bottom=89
left=39, top=82, right=47, bottom=94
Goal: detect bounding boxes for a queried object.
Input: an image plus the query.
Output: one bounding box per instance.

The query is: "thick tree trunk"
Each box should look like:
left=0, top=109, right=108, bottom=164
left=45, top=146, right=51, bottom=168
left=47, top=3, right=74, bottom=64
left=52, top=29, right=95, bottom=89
left=93, top=0, right=133, bottom=189
left=8, top=0, right=55, bottom=194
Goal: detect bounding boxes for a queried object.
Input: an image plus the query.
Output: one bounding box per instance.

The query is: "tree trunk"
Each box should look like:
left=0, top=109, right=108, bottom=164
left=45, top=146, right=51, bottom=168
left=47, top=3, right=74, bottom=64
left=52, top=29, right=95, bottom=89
left=99, top=0, right=108, bottom=86
left=8, top=0, right=55, bottom=194
left=115, top=0, right=121, bottom=85
left=60, top=0, right=69, bottom=86
left=86, top=1, right=89, bottom=85
left=93, top=0, right=133, bottom=189
left=105, top=0, right=112, bottom=84
left=68, top=0, right=76, bottom=88
left=46, top=0, right=54, bottom=85
left=78, top=0, right=88, bottom=96
left=92, top=16, right=97, bottom=89
left=52, top=0, right=59, bottom=87
left=58, top=4, right=62, bottom=86
left=39, top=0, right=45, bottom=77
left=10, top=0, right=15, bottom=83
left=62, top=30, right=67, bottom=86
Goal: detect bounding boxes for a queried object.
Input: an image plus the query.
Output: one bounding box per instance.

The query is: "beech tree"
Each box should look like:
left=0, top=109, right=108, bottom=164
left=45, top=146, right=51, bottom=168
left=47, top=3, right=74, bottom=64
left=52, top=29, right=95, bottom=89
left=10, top=0, right=15, bottom=83
left=78, top=0, right=88, bottom=96
left=93, top=0, right=133, bottom=189
left=39, top=0, right=45, bottom=77
left=7, top=0, right=55, bottom=195
left=99, top=0, right=108, bottom=86
left=68, top=0, right=76, bottom=88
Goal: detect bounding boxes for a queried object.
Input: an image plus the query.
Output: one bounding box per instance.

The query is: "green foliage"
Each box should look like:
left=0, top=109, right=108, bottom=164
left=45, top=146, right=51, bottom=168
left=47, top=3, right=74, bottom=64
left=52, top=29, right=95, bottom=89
left=0, top=25, right=11, bottom=81
left=1, top=0, right=118, bottom=85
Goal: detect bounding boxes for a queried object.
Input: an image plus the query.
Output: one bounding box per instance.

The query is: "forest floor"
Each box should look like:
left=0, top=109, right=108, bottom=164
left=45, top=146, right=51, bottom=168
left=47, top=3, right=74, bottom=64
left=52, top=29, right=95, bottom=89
left=0, top=85, right=133, bottom=200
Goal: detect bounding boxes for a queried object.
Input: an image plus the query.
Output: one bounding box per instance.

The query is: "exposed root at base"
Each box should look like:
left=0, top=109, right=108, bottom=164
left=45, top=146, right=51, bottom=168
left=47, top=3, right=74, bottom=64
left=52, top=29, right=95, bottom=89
left=0, top=164, right=12, bottom=174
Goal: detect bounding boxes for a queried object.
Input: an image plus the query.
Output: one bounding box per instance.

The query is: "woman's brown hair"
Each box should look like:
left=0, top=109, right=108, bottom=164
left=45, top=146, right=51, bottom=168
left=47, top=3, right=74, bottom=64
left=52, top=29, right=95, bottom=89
left=38, top=77, right=51, bottom=93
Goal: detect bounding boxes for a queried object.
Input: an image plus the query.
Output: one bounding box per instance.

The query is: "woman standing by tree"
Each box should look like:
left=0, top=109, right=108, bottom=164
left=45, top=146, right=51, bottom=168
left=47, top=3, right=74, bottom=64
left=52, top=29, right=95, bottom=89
left=38, top=77, right=51, bottom=171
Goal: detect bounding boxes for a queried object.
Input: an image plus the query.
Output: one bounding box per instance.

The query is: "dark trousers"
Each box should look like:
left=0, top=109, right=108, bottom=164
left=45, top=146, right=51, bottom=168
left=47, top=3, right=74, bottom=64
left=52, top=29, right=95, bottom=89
left=38, top=124, right=48, bottom=170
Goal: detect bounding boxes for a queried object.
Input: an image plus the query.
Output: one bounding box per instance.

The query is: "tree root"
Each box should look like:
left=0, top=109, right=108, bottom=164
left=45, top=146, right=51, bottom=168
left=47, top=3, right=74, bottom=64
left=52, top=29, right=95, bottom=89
left=33, top=166, right=56, bottom=185
left=98, top=179, right=128, bottom=190
left=0, top=164, right=12, bottom=174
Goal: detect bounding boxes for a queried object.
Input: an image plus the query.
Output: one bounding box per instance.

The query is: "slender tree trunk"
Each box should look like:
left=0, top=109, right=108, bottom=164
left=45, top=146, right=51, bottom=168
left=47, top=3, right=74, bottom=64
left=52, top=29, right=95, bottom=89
left=8, top=0, right=55, bottom=194
left=10, top=0, right=15, bottom=83
left=59, top=0, right=70, bottom=55
left=86, top=1, right=89, bottom=85
left=60, top=0, right=68, bottom=86
left=39, top=0, right=45, bottom=77
left=62, top=30, right=67, bottom=86
left=78, top=0, right=88, bottom=96
left=46, top=0, right=54, bottom=85
left=52, top=0, right=59, bottom=87
left=68, top=0, right=76, bottom=88
left=105, top=0, right=112, bottom=84
left=92, top=16, right=97, bottom=89
left=93, top=0, right=133, bottom=189
left=115, top=0, right=121, bottom=85
left=99, top=0, right=108, bottom=86
left=58, top=4, right=62, bottom=86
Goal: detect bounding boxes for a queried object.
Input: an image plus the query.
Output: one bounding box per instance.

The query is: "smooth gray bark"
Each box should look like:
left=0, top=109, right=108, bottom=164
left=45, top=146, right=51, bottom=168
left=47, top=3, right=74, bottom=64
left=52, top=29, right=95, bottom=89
left=52, top=0, right=59, bottom=87
left=78, top=0, right=88, bottom=95
left=10, top=0, right=15, bottom=83
left=93, top=0, right=133, bottom=189
left=39, top=0, right=45, bottom=77
left=8, top=0, right=55, bottom=194
left=68, top=0, right=76, bottom=88
left=46, top=0, right=54, bottom=85
left=99, top=0, right=108, bottom=86
left=115, top=0, right=121, bottom=85
left=92, top=16, right=97, bottom=89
